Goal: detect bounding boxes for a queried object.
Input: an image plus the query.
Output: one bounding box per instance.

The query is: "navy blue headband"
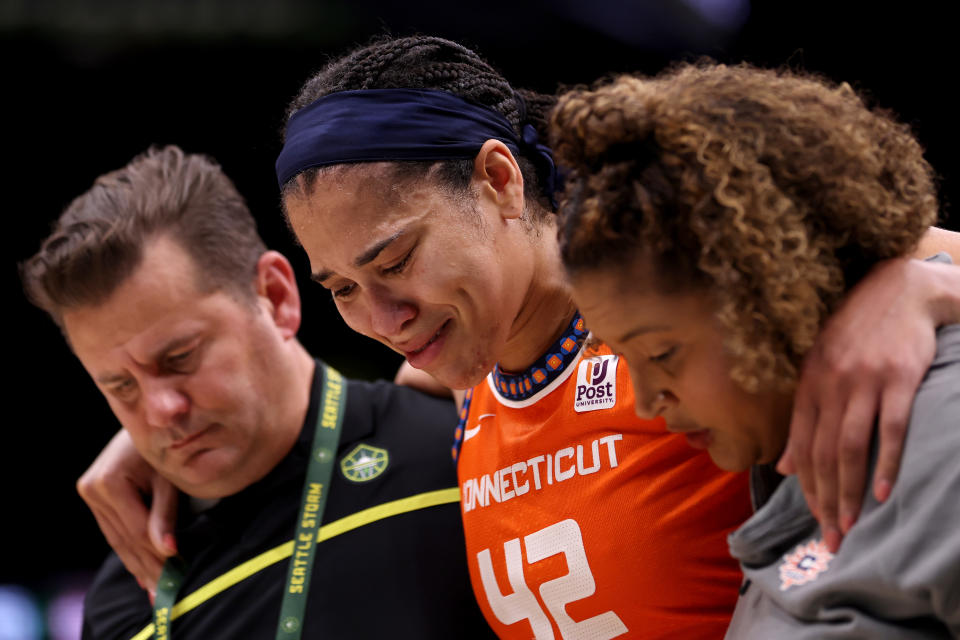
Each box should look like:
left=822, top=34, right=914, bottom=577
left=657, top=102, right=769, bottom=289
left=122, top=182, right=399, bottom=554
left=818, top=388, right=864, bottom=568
left=276, top=88, right=558, bottom=205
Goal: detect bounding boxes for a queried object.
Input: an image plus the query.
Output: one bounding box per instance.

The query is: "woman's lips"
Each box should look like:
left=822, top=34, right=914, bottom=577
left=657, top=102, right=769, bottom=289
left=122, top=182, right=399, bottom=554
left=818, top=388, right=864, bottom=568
left=404, top=320, right=451, bottom=369
left=683, top=429, right=713, bottom=450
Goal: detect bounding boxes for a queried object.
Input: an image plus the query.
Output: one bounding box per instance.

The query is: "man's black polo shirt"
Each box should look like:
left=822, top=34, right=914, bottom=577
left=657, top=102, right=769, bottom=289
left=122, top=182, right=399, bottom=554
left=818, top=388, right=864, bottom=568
left=82, top=361, right=495, bottom=639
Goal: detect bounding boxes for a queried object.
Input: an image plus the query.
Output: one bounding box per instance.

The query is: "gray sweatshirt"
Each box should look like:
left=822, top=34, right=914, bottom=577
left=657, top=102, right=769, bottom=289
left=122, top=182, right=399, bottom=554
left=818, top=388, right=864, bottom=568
left=726, top=319, right=960, bottom=639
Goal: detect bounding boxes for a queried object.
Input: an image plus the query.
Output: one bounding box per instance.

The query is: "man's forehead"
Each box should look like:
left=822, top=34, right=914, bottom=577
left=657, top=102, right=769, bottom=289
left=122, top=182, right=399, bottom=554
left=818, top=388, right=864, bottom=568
left=62, top=238, right=217, bottom=367
left=65, top=300, right=207, bottom=371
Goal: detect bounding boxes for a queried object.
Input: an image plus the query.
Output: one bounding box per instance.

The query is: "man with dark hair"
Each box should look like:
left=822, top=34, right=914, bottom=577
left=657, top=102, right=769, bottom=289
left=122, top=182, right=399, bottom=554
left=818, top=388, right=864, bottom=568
left=22, top=145, right=494, bottom=639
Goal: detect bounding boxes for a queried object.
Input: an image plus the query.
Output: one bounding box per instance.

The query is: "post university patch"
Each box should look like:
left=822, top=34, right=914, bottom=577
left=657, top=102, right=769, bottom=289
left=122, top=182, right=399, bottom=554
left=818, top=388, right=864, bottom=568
left=340, top=444, right=389, bottom=482
left=574, top=354, right=618, bottom=413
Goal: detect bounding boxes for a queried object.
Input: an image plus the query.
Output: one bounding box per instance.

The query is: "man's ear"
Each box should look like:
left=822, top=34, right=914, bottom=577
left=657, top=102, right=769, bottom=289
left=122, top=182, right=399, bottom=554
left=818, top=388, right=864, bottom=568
left=254, top=251, right=302, bottom=339
left=472, top=139, right=525, bottom=221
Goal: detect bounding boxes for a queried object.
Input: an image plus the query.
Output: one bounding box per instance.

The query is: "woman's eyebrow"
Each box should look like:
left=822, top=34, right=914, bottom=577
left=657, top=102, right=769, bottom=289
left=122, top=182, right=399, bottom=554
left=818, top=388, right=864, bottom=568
left=354, top=231, right=404, bottom=268
left=618, top=324, right=670, bottom=343
left=311, top=230, right=405, bottom=283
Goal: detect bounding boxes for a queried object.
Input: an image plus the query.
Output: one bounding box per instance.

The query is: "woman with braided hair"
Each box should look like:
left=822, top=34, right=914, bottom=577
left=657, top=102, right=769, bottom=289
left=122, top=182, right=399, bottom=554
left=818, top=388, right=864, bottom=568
left=278, top=35, right=752, bottom=637
left=551, top=63, right=960, bottom=636
left=80, top=37, right=960, bottom=637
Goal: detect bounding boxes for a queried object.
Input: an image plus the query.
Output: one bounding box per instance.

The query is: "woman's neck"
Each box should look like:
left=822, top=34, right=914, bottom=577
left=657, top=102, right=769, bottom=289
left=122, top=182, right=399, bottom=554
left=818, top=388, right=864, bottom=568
left=498, top=229, right=577, bottom=373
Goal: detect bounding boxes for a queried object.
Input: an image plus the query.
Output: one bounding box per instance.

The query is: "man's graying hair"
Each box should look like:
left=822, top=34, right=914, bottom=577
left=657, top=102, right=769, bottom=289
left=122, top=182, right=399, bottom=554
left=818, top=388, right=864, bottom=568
left=22, top=145, right=266, bottom=327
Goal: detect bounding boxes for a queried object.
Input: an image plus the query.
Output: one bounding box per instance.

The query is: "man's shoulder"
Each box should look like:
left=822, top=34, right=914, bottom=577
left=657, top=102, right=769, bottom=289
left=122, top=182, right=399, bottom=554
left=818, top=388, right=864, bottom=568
left=344, top=375, right=458, bottom=434
left=82, top=553, right=151, bottom=640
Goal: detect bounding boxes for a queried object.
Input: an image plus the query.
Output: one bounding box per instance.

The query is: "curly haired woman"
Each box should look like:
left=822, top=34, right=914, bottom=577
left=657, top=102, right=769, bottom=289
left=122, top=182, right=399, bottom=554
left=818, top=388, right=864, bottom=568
left=553, top=63, right=960, bottom=636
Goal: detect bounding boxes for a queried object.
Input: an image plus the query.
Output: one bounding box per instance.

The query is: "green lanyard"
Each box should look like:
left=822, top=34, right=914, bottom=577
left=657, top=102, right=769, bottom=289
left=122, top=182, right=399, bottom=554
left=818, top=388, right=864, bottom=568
left=153, top=556, right=186, bottom=640
left=275, top=364, right=346, bottom=638
left=151, top=363, right=347, bottom=640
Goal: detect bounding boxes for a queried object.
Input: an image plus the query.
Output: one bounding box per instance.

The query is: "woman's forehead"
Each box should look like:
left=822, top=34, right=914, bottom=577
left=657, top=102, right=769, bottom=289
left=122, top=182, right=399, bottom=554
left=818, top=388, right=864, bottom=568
left=293, top=165, right=434, bottom=212
left=285, top=168, right=475, bottom=259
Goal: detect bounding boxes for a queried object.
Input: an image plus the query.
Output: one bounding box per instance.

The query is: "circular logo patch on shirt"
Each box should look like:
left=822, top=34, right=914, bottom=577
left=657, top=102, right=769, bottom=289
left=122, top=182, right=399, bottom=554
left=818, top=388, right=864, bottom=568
left=340, top=444, right=389, bottom=483
left=778, top=538, right=834, bottom=590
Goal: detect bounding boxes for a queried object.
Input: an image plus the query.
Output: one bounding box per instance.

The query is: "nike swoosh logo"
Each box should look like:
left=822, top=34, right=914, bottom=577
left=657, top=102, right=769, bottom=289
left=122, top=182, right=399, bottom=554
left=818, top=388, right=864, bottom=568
left=463, top=413, right=496, bottom=442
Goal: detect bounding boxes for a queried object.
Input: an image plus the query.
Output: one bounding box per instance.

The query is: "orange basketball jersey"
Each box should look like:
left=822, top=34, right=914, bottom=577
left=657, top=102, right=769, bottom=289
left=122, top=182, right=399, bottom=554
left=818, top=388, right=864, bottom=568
left=453, top=314, right=751, bottom=639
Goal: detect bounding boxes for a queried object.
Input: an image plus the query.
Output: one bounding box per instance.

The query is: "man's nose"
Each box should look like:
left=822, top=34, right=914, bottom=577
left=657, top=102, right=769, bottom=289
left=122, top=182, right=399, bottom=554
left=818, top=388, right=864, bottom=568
left=143, top=380, right=190, bottom=429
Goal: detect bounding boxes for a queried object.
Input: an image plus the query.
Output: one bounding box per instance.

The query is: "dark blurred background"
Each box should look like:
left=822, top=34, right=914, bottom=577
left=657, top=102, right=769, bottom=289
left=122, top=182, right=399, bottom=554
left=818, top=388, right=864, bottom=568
left=4, top=1, right=957, bottom=637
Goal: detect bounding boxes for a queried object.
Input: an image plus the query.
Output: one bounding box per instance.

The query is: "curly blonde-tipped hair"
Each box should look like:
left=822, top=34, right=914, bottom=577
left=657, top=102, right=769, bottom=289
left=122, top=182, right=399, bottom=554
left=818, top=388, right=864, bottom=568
left=552, top=63, right=937, bottom=392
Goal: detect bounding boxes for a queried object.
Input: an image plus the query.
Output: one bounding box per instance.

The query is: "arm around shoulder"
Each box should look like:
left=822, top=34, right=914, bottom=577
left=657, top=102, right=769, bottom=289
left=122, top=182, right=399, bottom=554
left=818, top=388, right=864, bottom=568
left=77, top=429, right=179, bottom=591
left=882, top=324, right=960, bottom=631
left=915, top=227, right=960, bottom=325
left=779, top=250, right=958, bottom=553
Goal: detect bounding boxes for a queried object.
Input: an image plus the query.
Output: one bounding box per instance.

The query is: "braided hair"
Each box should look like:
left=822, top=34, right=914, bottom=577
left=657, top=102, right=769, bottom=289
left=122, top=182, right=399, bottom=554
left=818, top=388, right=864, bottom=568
left=284, top=36, right=556, bottom=214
